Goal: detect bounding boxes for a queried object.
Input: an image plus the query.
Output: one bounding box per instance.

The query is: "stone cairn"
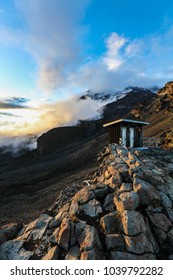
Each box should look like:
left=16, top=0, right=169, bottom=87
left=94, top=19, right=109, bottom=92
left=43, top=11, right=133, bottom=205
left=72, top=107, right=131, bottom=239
left=1, top=144, right=173, bottom=260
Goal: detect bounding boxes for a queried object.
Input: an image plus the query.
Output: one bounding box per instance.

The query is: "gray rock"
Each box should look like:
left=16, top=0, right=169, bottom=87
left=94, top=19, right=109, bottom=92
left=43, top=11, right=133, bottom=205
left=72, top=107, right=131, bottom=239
left=124, top=233, right=154, bottom=254
left=114, top=191, right=139, bottom=212
left=118, top=183, right=133, bottom=194
left=71, top=187, right=95, bottom=205
left=145, top=172, right=165, bottom=186
left=116, top=163, right=129, bottom=179
left=65, top=245, right=80, bottom=260
left=128, top=151, right=139, bottom=161
left=128, top=164, right=141, bottom=177
left=109, top=144, right=117, bottom=151
left=24, top=214, right=52, bottom=241
left=58, top=218, right=71, bottom=251
left=167, top=229, right=173, bottom=246
left=147, top=212, right=172, bottom=232
left=105, top=234, right=125, bottom=251
left=164, top=176, right=173, bottom=201
left=100, top=212, right=120, bottom=234
left=91, top=182, right=109, bottom=199
left=81, top=199, right=103, bottom=217
left=49, top=204, right=69, bottom=228
left=160, top=192, right=172, bottom=209
left=14, top=248, right=33, bottom=260
left=153, top=228, right=167, bottom=245
left=133, top=176, right=161, bottom=206
left=0, top=223, right=22, bottom=245
left=75, top=222, right=102, bottom=252
left=80, top=248, right=105, bottom=260
left=105, top=170, right=123, bottom=189
left=49, top=227, right=60, bottom=244
left=144, top=217, right=159, bottom=254
left=110, top=251, right=156, bottom=260
left=0, top=240, right=24, bottom=260
left=103, top=193, right=114, bottom=208
left=116, top=146, right=128, bottom=155
left=113, top=157, right=125, bottom=164
left=120, top=210, right=147, bottom=236
left=70, top=187, right=95, bottom=215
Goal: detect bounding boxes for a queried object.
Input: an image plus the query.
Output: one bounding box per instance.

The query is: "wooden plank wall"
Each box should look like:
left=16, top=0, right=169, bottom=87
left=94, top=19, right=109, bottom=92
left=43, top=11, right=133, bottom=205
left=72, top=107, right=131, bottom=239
left=109, top=123, right=120, bottom=144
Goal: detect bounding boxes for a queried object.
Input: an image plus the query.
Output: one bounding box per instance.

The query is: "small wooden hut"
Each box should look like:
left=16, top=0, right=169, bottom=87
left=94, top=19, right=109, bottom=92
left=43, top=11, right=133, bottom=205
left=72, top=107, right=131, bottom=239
left=103, top=119, right=149, bottom=148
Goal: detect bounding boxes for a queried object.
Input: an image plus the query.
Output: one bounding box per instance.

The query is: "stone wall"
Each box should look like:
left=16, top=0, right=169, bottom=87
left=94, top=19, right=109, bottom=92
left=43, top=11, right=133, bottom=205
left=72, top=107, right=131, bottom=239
left=1, top=144, right=173, bottom=260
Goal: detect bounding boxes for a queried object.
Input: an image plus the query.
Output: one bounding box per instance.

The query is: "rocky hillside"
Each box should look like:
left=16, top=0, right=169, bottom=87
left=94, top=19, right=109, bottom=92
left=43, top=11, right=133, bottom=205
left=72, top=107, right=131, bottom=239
left=1, top=144, right=173, bottom=260
left=127, top=81, right=173, bottom=149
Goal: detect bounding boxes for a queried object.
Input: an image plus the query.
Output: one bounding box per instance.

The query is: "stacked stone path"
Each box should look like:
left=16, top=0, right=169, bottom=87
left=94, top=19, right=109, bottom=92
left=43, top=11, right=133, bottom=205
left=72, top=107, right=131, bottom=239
left=1, top=144, right=173, bottom=260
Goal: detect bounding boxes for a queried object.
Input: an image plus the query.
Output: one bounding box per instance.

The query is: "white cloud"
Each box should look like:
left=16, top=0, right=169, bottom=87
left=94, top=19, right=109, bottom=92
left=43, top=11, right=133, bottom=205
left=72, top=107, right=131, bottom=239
left=7, top=0, right=90, bottom=94
left=76, top=29, right=173, bottom=92
left=103, top=32, right=127, bottom=70
left=0, top=95, right=103, bottom=141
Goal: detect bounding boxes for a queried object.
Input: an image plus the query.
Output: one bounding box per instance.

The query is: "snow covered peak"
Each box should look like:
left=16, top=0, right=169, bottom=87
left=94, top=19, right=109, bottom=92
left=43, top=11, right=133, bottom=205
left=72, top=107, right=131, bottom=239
left=79, top=86, right=157, bottom=104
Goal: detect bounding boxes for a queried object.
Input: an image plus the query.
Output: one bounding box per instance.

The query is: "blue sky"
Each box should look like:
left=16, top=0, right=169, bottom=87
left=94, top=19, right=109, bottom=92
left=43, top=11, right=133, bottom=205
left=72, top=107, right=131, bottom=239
left=0, top=0, right=173, bottom=139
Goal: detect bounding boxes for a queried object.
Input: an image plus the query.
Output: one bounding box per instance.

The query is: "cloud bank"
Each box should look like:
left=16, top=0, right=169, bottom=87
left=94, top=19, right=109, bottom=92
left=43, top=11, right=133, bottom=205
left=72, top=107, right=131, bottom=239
left=77, top=31, right=173, bottom=92
left=1, top=1, right=173, bottom=95
left=14, top=0, right=90, bottom=94
left=0, top=97, right=30, bottom=109
left=0, top=95, right=103, bottom=139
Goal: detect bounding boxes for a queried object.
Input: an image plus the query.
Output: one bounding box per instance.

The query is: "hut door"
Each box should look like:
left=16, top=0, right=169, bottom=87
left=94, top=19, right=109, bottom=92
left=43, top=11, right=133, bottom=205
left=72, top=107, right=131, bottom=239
left=121, top=127, right=127, bottom=146
left=129, top=127, right=135, bottom=147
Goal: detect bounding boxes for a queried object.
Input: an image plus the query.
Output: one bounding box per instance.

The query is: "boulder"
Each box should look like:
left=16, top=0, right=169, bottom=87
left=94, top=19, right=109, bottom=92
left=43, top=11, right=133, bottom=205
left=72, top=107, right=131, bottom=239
left=42, top=246, right=59, bottom=260
left=124, top=233, right=154, bottom=254
left=118, top=183, right=133, bottom=194
left=57, top=218, right=71, bottom=251
left=0, top=223, right=22, bottom=245
left=105, top=234, right=125, bottom=251
left=65, top=245, right=80, bottom=260
left=91, top=182, right=109, bottom=199
left=24, top=214, right=52, bottom=241
left=120, top=210, right=147, bottom=236
left=147, top=212, right=172, bottom=232
left=100, top=212, right=120, bottom=234
left=0, top=240, right=25, bottom=260
left=114, top=191, right=139, bottom=212
left=81, top=199, right=103, bottom=218
left=105, top=170, right=123, bottom=189
left=133, top=176, right=161, bottom=206
left=75, top=222, right=102, bottom=252
left=103, top=193, right=116, bottom=212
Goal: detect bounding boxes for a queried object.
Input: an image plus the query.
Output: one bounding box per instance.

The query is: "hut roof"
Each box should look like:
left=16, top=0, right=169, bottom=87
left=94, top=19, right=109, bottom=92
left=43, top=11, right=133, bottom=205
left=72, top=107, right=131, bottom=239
left=103, top=118, right=149, bottom=127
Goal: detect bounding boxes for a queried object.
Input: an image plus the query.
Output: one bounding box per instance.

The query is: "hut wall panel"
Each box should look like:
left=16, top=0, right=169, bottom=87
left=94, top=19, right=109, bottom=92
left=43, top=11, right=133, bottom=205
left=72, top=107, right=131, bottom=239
left=109, top=124, right=120, bottom=144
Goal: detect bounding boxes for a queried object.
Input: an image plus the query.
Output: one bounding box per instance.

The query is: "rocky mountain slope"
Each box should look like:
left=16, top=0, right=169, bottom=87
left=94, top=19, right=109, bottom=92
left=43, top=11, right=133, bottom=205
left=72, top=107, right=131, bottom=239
left=127, top=81, right=173, bottom=149
left=1, top=144, right=173, bottom=260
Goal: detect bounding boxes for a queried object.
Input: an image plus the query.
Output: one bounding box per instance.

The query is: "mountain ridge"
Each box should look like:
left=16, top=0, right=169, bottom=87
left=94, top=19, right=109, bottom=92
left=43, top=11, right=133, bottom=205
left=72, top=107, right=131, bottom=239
left=79, top=86, right=158, bottom=103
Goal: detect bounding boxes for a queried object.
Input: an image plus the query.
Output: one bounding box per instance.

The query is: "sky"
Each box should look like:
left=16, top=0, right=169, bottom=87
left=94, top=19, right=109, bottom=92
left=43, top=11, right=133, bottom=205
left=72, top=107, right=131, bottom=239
left=0, top=0, right=173, bottom=145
